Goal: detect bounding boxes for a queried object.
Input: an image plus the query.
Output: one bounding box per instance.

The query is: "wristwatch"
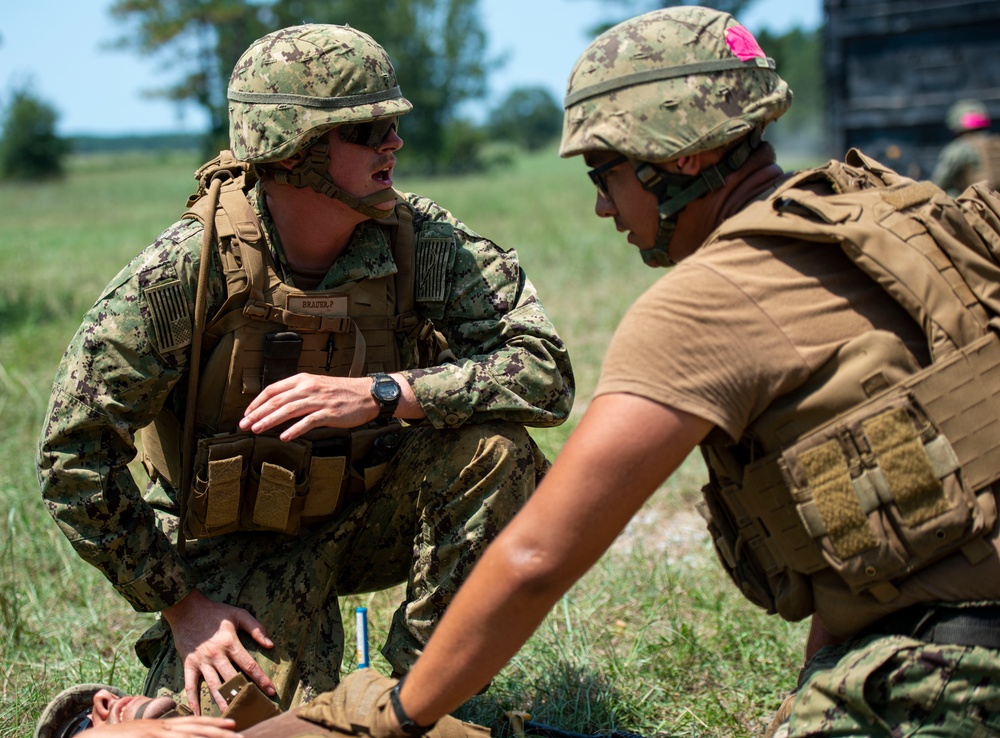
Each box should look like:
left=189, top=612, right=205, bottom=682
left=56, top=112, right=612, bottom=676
left=369, top=372, right=401, bottom=425
left=390, top=679, right=434, bottom=737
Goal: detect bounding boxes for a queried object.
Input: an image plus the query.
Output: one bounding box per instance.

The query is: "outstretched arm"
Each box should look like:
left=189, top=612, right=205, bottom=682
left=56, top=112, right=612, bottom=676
left=395, top=392, right=713, bottom=724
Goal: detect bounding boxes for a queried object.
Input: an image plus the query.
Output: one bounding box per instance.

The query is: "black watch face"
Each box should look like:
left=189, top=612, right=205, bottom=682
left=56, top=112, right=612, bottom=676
left=375, top=379, right=401, bottom=402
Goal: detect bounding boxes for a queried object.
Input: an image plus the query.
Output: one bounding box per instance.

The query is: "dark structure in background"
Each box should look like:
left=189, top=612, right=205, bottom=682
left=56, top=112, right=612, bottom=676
left=824, top=0, right=1000, bottom=179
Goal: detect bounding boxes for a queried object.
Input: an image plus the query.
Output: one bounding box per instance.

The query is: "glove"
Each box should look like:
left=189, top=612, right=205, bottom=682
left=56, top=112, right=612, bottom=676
left=295, top=670, right=488, bottom=738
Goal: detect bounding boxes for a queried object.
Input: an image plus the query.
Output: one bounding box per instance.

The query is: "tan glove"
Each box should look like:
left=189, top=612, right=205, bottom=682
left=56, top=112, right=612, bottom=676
left=291, top=670, right=488, bottom=738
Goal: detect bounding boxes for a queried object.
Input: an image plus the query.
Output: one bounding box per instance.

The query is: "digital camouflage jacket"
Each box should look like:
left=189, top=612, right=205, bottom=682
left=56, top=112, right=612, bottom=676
left=37, top=184, right=574, bottom=613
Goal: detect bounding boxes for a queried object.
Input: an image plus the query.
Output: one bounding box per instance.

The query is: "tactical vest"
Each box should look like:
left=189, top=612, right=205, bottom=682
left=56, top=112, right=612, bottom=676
left=967, top=132, right=1000, bottom=191
left=140, top=152, right=454, bottom=541
left=696, top=149, right=1000, bottom=622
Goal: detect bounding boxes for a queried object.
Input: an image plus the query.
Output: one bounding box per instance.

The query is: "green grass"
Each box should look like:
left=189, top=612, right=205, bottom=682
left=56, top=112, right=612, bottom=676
left=0, top=147, right=806, bottom=738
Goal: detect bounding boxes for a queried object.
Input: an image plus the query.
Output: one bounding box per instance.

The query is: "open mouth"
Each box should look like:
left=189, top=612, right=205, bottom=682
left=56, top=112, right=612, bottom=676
left=112, top=696, right=138, bottom=723
left=373, top=163, right=394, bottom=185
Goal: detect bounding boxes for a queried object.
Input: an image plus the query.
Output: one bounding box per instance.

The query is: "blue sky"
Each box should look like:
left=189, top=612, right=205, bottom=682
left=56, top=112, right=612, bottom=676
left=0, top=0, right=821, bottom=136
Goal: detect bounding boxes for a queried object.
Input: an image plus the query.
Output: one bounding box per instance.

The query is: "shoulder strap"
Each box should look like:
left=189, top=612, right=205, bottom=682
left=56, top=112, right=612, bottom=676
left=390, top=199, right=416, bottom=318
left=175, top=152, right=263, bottom=552
left=713, top=151, right=997, bottom=357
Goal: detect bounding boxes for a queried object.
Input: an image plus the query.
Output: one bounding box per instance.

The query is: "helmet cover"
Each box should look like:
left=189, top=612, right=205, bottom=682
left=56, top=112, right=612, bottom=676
left=560, top=6, right=792, bottom=162
left=946, top=99, right=991, bottom=134
left=228, top=24, right=412, bottom=163
left=34, top=684, right=125, bottom=738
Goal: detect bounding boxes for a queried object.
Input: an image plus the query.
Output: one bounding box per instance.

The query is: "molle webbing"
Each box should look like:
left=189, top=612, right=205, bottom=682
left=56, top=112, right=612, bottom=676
left=717, top=333, right=1000, bottom=615
left=719, top=167, right=991, bottom=358
left=699, top=149, right=1000, bottom=619
left=140, top=156, right=457, bottom=540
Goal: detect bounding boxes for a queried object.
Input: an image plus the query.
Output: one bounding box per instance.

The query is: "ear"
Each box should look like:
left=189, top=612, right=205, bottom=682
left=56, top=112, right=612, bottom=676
left=274, top=152, right=303, bottom=171
left=671, top=153, right=706, bottom=176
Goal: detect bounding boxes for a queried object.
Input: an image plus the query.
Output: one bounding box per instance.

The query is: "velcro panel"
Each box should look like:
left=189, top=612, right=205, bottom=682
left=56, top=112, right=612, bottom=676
left=880, top=181, right=937, bottom=212
left=800, top=439, right=877, bottom=558
left=304, top=456, right=347, bottom=518
left=253, top=462, right=295, bottom=530
left=206, top=457, right=242, bottom=529
left=863, top=408, right=948, bottom=526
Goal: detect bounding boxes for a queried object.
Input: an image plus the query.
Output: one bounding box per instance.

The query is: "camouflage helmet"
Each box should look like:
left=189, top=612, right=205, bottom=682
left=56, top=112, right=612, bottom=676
left=228, top=24, right=413, bottom=163
left=34, top=684, right=125, bottom=738
left=560, top=6, right=792, bottom=162
left=946, top=98, right=991, bottom=134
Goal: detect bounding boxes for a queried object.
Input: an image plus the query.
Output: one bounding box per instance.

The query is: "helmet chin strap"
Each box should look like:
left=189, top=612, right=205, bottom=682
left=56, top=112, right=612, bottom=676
left=634, top=129, right=763, bottom=268
left=272, top=137, right=397, bottom=219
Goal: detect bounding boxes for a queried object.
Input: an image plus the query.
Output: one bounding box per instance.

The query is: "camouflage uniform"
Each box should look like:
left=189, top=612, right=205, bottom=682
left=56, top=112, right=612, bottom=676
left=932, top=99, right=999, bottom=195
left=931, top=133, right=1000, bottom=195
left=788, top=629, right=1000, bottom=736
left=37, top=24, right=573, bottom=711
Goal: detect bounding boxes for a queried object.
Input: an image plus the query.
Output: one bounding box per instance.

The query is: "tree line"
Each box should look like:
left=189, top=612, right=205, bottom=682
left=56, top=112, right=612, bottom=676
left=1, top=0, right=823, bottom=181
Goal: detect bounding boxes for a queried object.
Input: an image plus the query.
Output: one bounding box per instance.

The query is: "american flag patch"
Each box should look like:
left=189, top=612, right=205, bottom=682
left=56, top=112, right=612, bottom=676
left=415, top=226, right=454, bottom=303
left=144, top=280, right=192, bottom=353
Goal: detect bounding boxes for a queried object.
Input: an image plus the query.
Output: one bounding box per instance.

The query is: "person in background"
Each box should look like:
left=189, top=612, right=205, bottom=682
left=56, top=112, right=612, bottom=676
left=932, top=98, right=1000, bottom=194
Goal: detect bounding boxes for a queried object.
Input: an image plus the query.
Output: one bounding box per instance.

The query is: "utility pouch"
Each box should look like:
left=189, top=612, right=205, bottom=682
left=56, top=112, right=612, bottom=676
left=261, top=331, right=303, bottom=387
left=187, top=433, right=310, bottom=538
left=184, top=422, right=412, bottom=539
left=245, top=435, right=311, bottom=534
left=696, top=478, right=784, bottom=615
left=189, top=435, right=255, bottom=537
left=305, top=431, right=351, bottom=525
left=312, top=422, right=411, bottom=517
left=779, top=346, right=999, bottom=601
left=214, top=673, right=280, bottom=731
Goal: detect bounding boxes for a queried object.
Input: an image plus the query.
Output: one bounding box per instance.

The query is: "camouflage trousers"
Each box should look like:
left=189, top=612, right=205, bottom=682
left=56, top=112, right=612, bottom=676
left=786, top=633, right=1000, bottom=736
left=137, top=420, right=546, bottom=711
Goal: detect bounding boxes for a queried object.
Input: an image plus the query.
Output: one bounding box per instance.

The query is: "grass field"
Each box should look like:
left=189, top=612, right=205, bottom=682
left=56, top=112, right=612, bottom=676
left=0, top=147, right=808, bottom=737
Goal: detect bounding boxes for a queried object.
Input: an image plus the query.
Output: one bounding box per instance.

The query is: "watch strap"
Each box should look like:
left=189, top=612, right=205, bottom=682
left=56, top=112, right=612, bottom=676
left=389, top=680, right=433, bottom=737
left=369, top=372, right=400, bottom=425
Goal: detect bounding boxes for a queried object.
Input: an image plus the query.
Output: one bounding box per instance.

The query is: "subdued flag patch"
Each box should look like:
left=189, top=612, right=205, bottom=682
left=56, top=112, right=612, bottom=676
left=144, top=280, right=192, bottom=353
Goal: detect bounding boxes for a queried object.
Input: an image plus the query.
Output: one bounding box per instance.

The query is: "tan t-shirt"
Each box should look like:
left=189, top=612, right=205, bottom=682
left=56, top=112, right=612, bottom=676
left=597, top=231, right=1000, bottom=635
left=598, top=233, right=928, bottom=443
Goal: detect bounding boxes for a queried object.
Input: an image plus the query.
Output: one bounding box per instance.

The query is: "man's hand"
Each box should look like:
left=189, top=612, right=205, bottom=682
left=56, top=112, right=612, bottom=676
left=240, top=374, right=380, bottom=440
left=162, top=590, right=276, bottom=714
left=239, top=372, right=423, bottom=441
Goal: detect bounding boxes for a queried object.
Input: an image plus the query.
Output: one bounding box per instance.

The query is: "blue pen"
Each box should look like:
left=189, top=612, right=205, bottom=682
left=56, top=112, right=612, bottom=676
left=356, top=607, right=370, bottom=669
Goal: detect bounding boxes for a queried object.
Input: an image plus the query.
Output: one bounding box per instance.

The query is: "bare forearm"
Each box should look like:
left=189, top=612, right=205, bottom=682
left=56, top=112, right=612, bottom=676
left=396, top=394, right=713, bottom=725
left=399, top=532, right=576, bottom=722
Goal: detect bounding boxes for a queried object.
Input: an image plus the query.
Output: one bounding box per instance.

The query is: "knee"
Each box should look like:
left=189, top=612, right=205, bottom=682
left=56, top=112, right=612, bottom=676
left=450, top=420, right=540, bottom=476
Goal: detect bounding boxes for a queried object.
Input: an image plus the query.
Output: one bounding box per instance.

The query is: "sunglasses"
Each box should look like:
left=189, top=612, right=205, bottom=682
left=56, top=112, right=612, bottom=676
left=339, top=117, right=399, bottom=149
left=587, top=155, right=629, bottom=198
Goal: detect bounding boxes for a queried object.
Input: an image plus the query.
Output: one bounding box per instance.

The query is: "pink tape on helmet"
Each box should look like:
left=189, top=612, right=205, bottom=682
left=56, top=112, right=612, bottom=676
left=725, top=25, right=766, bottom=62
left=960, top=112, right=991, bottom=130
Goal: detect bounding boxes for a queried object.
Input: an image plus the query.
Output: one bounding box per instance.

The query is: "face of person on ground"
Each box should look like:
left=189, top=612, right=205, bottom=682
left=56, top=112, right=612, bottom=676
left=89, top=690, right=178, bottom=726
left=584, top=151, right=660, bottom=251
left=326, top=120, right=404, bottom=213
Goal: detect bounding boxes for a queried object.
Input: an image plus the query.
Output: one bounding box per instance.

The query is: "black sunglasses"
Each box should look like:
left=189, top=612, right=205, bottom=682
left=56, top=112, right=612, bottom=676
left=587, top=155, right=629, bottom=198
left=339, top=117, right=399, bottom=149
